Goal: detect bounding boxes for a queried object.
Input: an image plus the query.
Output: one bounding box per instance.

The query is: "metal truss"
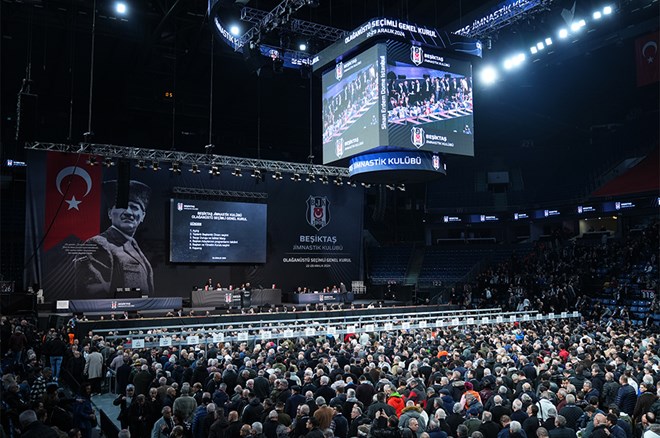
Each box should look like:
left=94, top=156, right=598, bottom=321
left=235, top=0, right=308, bottom=51
left=455, top=0, right=555, bottom=39
left=241, top=7, right=346, bottom=42
left=26, top=142, right=351, bottom=178
left=172, top=187, right=268, bottom=199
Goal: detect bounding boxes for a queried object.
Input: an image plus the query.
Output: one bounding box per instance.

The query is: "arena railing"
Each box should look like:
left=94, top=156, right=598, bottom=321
left=97, top=308, right=581, bottom=351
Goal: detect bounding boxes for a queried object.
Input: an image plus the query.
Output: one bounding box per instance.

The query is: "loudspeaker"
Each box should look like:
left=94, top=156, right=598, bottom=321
left=116, top=160, right=131, bottom=209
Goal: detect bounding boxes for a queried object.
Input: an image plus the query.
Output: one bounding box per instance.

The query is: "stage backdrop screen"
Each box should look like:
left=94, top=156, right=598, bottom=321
left=169, top=199, right=267, bottom=263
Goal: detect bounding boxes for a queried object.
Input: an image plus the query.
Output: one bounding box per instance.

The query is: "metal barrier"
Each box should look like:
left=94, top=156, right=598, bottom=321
left=94, top=307, right=581, bottom=351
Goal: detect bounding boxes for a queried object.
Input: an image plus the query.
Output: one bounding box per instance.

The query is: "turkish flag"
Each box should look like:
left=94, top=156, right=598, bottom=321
left=43, top=152, right=102, bottom=251
left=635, top=32, right=659, bottom=87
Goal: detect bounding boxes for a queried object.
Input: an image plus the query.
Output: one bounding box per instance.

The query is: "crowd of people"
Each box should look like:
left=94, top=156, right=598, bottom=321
left=2, top=224, right=658, bottom=438
left=387, top=75, right=472, bottom=125
left=3, top=312, right=660, bottom=438
left=322, top=66, right=379, bottom=145
left=458, top=223, right=659, bottom=320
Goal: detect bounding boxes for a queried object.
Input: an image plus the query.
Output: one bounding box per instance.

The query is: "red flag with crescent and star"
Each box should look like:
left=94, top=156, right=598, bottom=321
left=43, top=152, right=102, bottom=251
left=635, top=32, right=659, bottom=87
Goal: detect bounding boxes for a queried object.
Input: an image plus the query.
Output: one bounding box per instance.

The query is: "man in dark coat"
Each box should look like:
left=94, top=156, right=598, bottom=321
left=615, top=376, right=637, bottom=416
left=549, top=416, right=576, bottom=438
left=19, top=410, right=58, bottom=438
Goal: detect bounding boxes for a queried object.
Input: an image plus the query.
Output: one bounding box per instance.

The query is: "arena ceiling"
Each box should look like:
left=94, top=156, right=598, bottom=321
left=1, top=0, right=658, bottom=164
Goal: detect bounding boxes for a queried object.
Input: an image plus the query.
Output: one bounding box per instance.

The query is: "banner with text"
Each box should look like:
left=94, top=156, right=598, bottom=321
left=25, top=151, right=363, bottom=300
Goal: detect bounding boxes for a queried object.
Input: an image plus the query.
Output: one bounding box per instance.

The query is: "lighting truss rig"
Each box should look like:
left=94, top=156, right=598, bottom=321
left=25, top=142, right=351, bottom=178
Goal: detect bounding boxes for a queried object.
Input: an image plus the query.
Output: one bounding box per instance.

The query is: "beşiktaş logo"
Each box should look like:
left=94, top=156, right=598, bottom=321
left=411, top=126, right=426, bottom=148
left=335, top=138, right=344, bottom=158
left=306, top=196, right=331, bottom=231
left=335, top=62, right=344, bottom=81
left=432, top=154, right=440, bottom=170
left=177, top=202, right=184, bottom=211
left=410, top=46, right=424, bottom=66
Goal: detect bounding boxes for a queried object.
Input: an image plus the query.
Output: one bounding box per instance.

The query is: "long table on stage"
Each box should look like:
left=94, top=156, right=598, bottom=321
left=292, top=292, right=354, bottom=304
left=191, top=289, right=281, bottom=307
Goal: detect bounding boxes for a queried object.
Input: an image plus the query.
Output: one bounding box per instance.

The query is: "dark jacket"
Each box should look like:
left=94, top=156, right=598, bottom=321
left=479, top=420, right=501, bottom=438
left=21, top=421, right=59, bottom=438
left=549, top=426, right=577, bottom=438
left=615, top=384, right=637, bottom=416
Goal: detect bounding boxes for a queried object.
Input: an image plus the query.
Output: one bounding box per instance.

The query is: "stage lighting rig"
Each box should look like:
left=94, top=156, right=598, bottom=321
left=169, top=161, right=182, bottom=174
left=87, top=156, right=98, bottom=166
left=272, top=171, right=283, bottom=180
left=190, top=164, right=201, bottom=174
left=232, top=168, right=243, bottom=177
left=135, top=159, right=146, bottom=170
left=104, top=157, right=115, bottom=167
left=151, top=161, right=160, bottom=171
left=291, top=173, right=301, bottom=182
left=209, top=165, right=221, bottom=176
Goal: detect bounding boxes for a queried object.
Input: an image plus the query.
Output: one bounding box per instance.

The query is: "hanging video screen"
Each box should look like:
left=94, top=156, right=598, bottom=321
left=386, top=41, right=474, bottom=157
left=170, top=199, right=267, bottom=263
left=321, top=44, right=385, bottom=164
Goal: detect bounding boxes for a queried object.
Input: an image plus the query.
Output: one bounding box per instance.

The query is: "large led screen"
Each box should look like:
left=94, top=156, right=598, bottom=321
left=322, top=41, right=474, bottom=163
left=322, top=44, right=385, bottom=164
left=385, top=41, right=474, bottom=157
left=170, top=199, right=267, bottom=263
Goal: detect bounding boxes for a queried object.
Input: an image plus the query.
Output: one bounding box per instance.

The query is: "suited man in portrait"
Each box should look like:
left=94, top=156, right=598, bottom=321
left=75, top=180, right=154, bottom=296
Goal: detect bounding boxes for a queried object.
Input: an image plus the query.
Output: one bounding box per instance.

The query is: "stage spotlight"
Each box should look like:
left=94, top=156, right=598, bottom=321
left=558, top=28, right=569, bottom=39
left=348, top=181, right=357, bottom=187
left=360, top=182, right=371, bottom=188
left=545, top=37, right=553, bottom=46
left=87, top=156, right=98, bottom=166
left=593, top=10, right=602, bottom=19
left=151, top=161, right=160, bottom=171
left=232, top=168, right=242, bottom=177
left=480, top=66, right=498, bottom=84
left=530, top=46, right=538, bottom=54
left=334, top=177, right=343, bottom=186
left=536, top=42, right=545, bottom=50
left=571, top=19, right=586, bottom=32
left=115, top=2, right=127, bottom=15
left=169, top=161, right=182, bottom=174
left=230, top=25, right=241, bottom=36
left=104, top=157, right=115, bottom=167
left=272, top=171, right=283, bottom=180
left=299, top=43, right=307, bottom=51
left=385, top=184, right=395, bottom=191
left=306, top=173, right=316, bottom=183
left=320, top=175, right=329, bottom=185
left=515, top=53, right=526, bottom=64
left=209, top=165, right=220, bottom=176
left=251, top=168, right=262, bottom=178
left=397, top=184, right=406, bottom=192
left=291, top=173, right=301, bottom=182
left=189, top=164, right=201, bottom=174
left=603, top=5, right=612, bottom=15
left=135, top=159, right=146, bottom=170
